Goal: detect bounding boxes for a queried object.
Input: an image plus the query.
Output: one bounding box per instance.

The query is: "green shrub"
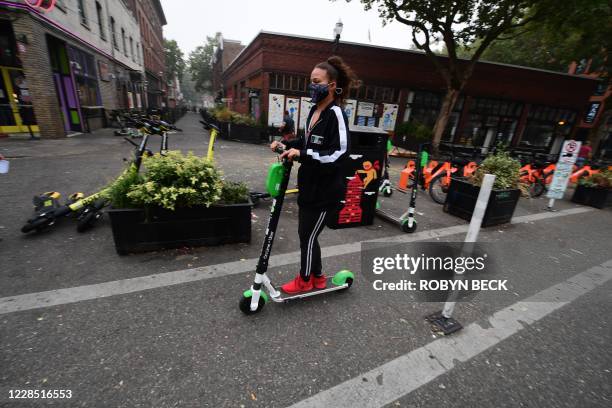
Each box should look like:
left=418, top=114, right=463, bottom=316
left=579, top=170, right=612, bottom=189
left=211, top=106, right=260, bottom=127
left=125, top=151, right=223, bottom=210
left=219, top=181, right=250, bottom=204
left=471, top=150, right=521, bottom=190
left=104, top=169, right=143, bottom=208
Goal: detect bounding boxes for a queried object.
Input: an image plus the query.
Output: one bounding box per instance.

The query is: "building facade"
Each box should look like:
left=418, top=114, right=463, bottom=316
left=0, top=0, right=146, bottom=138
left=125, top=0, right=166, bottom=109
left=568, top=60, right=612, bottom=160
left=211, top=34, right=244, bottom=104
left=222, top=32, right=600, bottom=155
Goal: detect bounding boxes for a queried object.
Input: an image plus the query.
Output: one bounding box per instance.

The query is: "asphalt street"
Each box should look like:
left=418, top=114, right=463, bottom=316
left=0, top=112, right=610, bottom=407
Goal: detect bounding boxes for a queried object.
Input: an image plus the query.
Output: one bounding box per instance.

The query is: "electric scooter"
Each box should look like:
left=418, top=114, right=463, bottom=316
left=238, top=146, right=354, bottom=315
left=20, top=120, right=162, bottom=234
left=375, top=143, right=429, bottom=233
left=198, top=118, right=297, bottom=207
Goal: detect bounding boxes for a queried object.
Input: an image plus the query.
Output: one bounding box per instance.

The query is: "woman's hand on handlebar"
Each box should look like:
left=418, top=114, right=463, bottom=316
left=280, top=148, right=300, bottom=161
left=270, top=141, right=286, bottom=152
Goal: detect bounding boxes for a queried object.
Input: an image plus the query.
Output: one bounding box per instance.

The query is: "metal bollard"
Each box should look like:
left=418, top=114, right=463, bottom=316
left=426, top=174, right=496, bottom=335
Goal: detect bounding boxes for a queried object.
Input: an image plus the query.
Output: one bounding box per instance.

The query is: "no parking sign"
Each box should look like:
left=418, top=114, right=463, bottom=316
left=547, top=140, right=581, bottom=200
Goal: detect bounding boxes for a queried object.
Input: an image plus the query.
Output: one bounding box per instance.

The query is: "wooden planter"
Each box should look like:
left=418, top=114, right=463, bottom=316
left=571, top=184, right=612, bottom=209
left=107, top=201, right=252, bottom=255
left=229, top=123, right=267, bottom=144
left=443, top=178, right=520, bottom=227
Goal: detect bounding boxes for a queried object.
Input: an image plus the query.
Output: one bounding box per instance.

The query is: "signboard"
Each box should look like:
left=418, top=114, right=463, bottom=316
left=285, top=97, right=300, bottom=124
left=357, top=102, right=374, bottom=117
left=268, top=93, right=285, bottom=126
left=380, top=103, right=399, bottom=131
left=344, top=99, right=357, bottom=126
left=299, top=97, right=314, bottom=129
left=584, top=102, right=601, bottom=124
left=547, top=140, right=581, bottom=199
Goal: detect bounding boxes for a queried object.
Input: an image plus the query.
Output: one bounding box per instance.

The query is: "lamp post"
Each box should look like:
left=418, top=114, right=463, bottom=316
left=333, top=19, right=343, bottom=53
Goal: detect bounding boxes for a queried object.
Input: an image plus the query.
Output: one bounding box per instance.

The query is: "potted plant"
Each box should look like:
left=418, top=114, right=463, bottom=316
left=105, top=151, right=252, bottom=255
left=229, top=112, right=268, bottom=144
left=208, top=106, right=231, bottom=139
left=571, top=170, right=612, bottom=209
left=443, top=150, right=522, bottom=227
left=393, top=121, right=432, bottom=152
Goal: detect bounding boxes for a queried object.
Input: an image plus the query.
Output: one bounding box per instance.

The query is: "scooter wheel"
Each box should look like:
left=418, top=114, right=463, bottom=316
left=401, top=220, right=417, bottom=233
left=383, top=188, right=393, bottom=197
left=239, top=294, right=265, bottom=315
left=21, top=217, right=52, bottom=233
left=77, top=210, right=102, bottom=233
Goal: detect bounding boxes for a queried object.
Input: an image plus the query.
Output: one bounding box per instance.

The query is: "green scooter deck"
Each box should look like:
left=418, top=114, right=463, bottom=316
left=273, top=277, right=350, bottom=302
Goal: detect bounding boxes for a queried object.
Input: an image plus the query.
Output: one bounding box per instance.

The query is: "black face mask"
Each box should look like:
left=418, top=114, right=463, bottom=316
left=308, top=83, right=330, bottom=103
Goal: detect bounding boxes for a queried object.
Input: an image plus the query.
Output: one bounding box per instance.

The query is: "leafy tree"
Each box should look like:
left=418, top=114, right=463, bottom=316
left=164, top=39, right=186, bottom=81
left=482, top=0, right=611, bottom=78
left=188, top=34, right=220, bottom=93
left=346, top=0, right=547, bottom=148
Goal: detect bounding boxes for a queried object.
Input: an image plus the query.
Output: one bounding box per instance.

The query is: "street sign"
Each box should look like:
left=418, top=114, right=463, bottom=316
left=547, top=140, right=581, bottom=200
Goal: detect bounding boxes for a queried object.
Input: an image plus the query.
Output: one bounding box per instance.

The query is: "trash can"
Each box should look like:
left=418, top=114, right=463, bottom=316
left=328, top=125, right=389, bottom=229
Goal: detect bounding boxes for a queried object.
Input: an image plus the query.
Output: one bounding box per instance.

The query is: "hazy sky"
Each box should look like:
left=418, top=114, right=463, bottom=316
left=159, top=0, right=418, bottom=56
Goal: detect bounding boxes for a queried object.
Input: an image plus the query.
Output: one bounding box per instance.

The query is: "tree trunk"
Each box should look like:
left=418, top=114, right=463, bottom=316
left=431, top=87, right=461, bottom=152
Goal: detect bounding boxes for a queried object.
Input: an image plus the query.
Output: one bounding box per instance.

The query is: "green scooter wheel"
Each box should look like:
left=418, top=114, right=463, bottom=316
left=332, top=270, right=354, bottom=290
left=239, top=290, right=267, bottom=315
left=401, top=219, right=417, bottom=233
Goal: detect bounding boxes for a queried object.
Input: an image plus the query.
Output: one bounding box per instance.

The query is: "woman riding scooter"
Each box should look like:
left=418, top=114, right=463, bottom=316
left=270, top=55, right=359, bottom=294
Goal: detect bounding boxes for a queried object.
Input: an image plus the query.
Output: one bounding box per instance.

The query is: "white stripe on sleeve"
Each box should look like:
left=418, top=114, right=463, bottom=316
left=307, top=105, right=348, bottom=163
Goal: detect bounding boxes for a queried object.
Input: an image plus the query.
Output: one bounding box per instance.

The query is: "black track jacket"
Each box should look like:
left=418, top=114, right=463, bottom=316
left=285, top=101, right=350, bottom=209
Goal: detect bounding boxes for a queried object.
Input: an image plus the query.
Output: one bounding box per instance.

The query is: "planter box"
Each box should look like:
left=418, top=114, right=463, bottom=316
left=443, top=178, right=520, bottom=227
left=571, top=184, right=612, bottom=209
left=107, top=201, right=252, bottom=255
left=229, top=123, right=267, bottom=144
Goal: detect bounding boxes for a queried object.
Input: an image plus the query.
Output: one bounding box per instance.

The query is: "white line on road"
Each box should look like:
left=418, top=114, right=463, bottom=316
left=287, top=259, right=612, bottom=408
left=0, top=207, right=591, bottom=314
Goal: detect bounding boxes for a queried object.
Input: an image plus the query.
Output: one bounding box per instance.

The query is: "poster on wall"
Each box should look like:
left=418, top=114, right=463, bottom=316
left=357, top=102, right=374, bottom=117
left=299, top=97, right=314, bottom=129
left=344, top=99, right=357, bottom=126
left=127, top=92, right=134, bottom=109
left=136, top=93, right=142, bottom=108
left=380, top=103, right=399, bottom=131
left=268, top=93, right=285, bottom=126
left=285, top=97, right=300, bottom=124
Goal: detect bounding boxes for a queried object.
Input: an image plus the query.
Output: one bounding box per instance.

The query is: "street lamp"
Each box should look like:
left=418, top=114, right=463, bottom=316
left=333, top=19, right=343, bottom=53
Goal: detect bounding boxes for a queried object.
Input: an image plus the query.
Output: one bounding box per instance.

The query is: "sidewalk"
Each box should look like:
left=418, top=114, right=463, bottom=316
left=0, top=112, right=610, bottom=407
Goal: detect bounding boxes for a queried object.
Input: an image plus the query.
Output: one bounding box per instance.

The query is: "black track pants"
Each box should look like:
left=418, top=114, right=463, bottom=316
left=298, top=206, right=328, bottom=281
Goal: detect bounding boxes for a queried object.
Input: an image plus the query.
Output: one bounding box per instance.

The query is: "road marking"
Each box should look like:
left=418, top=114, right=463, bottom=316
left=288, top=259, right=612, bottom=408
left=0, top=207, right=591, bottom=314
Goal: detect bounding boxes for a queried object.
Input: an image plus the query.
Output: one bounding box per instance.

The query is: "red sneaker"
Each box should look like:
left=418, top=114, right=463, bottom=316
left=312, top=274, right=327, bottom=289
left=281, top=275, right=313, bottom=294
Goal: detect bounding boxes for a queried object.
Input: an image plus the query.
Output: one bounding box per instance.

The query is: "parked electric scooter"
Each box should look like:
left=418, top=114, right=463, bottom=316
left=238, top=146, right=354, bottom=315
left=20, top=119, right=172, bottom=234
left=375, top=143, right=429, bottom=233
left=198, top=118, right=296, bottom=207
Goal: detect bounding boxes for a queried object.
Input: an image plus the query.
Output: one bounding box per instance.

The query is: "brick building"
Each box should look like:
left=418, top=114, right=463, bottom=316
left=0, top=0, right=146, bottom=138
left=211, top=34, right=244, bottom=104
left=126, top=0, right=166, bottom=109
left=223, top=31, right=600, bottom=155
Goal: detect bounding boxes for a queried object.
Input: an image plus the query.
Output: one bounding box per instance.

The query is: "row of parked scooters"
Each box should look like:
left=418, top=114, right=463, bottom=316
left=20, top=113, right=182, bottom=234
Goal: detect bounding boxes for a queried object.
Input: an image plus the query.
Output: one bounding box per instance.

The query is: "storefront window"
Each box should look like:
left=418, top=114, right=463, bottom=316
left=68, top=46, right=100, bottom=107
left=0, top=21, right=20, bottom=67
left=519, top=105, right=576, bottom=149
left=458, top=97, right=523, bottom=148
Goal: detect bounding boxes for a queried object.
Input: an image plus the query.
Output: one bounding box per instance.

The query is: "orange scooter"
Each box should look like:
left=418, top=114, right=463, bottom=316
left=428, top=156, right=479, bottom=204
left=397, top=159, right=439, bottom=190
